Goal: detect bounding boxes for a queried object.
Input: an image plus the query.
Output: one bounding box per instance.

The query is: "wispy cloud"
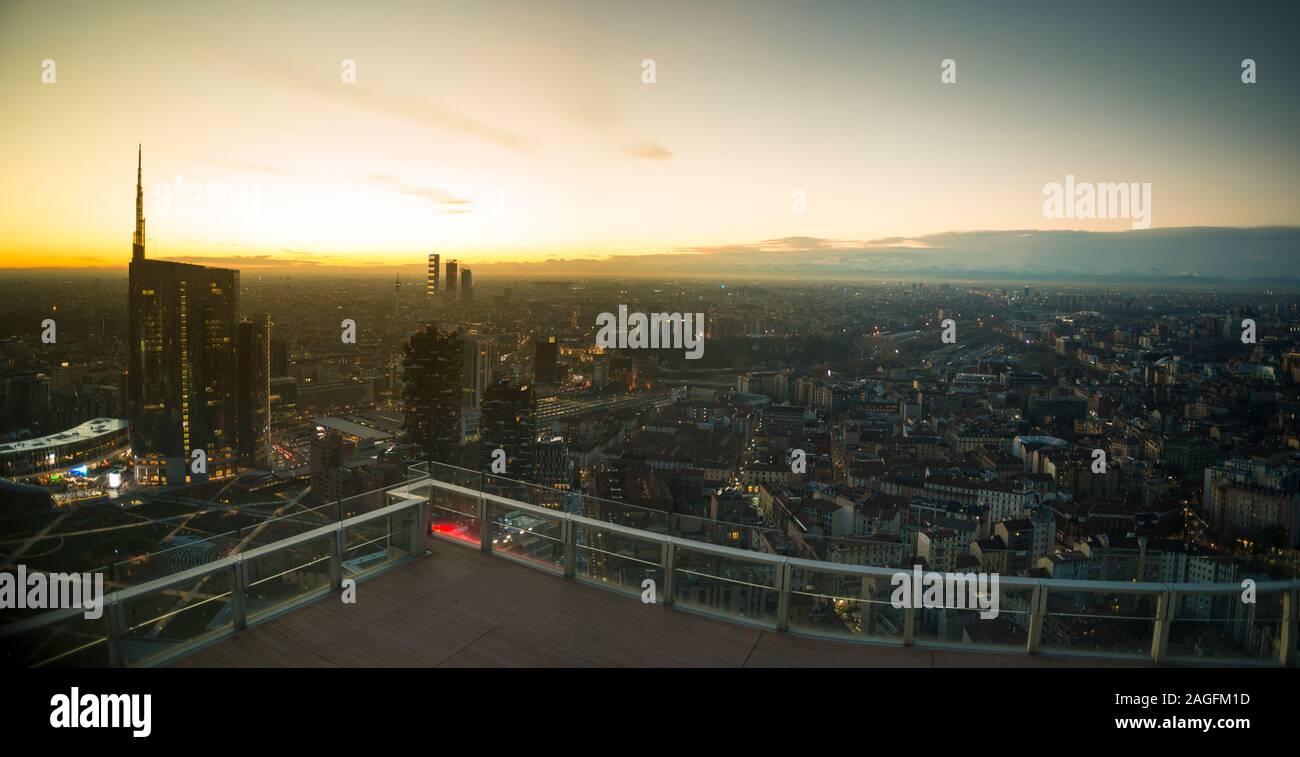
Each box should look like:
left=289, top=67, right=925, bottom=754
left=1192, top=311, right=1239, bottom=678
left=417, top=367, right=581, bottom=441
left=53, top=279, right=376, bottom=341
left=625, top=142, right=673, bottom=161
left=366, top=174, right=474, bottom=207
left=228, top=54, right=534, bottom=154
left=156, top=254, right=329, bottom=268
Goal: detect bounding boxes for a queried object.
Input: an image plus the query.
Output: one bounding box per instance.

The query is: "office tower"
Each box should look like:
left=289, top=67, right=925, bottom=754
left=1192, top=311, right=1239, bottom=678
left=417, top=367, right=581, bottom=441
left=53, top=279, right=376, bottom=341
left=271, top=336, right=289, bottom=377
left=236, top=314, right=272, bottom=469
left=401, top=323, right=463, bottom=463
left=460, top=267, right=473, bottom=301
left=534, top=441, right=575, bottom=490
left=534, top=335, right=559, bottom=386
left=309, top=428, right=355, bottom=505
left=427, top=252, right=440, bottom=299
left=127, top=148, right=240, bottom=485
left=460, top=334, right=492, bottom=409
left=480, top=379, right=536, bottom=478
left=445, top=259, right=459, bottom=298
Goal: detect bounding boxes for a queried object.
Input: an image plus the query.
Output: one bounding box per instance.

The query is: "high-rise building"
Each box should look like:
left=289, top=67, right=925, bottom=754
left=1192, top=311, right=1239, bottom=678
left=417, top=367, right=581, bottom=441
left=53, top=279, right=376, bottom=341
left=236, top=314, right=272, bottom=468
left=309, top=429, right=355, bottom=505
left=271, top=336, right=289, bottom=377
left=480, top=379, right=536, bottom=478
left=534, top=336, right=559, bottom=386
left=460, top=267, right=473, bottom=301
left=460, top=334, right=493, bottom=409
left=402, top=323, right=463, bottom=463
left=127, top=148, right=240, bottom=485
left=445, top=260, right=459, bottom=298
left=534, top=441, right=575, bottom=490
left=427, top=252, right=440, bottom=299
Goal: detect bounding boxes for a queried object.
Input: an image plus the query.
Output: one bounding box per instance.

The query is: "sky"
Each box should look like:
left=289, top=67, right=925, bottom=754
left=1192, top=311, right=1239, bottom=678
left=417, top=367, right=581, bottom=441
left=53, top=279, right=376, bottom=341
left=1, top=0, right=1298, bottom=273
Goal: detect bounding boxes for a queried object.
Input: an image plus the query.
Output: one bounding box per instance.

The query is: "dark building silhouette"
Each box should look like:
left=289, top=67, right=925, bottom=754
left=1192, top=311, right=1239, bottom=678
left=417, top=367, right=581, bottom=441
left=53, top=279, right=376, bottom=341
left=402, top=323, right=462, bottom=463
left=271, top=336, right=289, bottom=377
left=445, top=259, right=459, bottom=298
left=237, top=314, right=272, bottom=468
left=480, top=379, right=536, bottom=478
left=534, top=335, right=559, bottom=386
left=310, top=429, right=355, bottom=505
left=460, top=333, right=491, bottom=409
left=127, top=147, right=239, bottom=485
left=459, top=267, right=473, bottom=301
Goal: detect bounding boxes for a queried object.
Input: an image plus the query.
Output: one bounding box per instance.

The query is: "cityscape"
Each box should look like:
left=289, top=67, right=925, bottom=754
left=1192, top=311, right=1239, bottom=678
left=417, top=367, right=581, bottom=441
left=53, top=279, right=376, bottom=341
left=1, top=0, right=1299, bottom=697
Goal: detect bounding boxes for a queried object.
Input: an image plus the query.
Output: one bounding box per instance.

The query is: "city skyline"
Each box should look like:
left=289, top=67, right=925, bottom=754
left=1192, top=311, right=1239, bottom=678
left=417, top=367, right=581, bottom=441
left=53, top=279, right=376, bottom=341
left=2, top=0, right=1299, bottom=273
left=4, top=0, right=1300, bottom=682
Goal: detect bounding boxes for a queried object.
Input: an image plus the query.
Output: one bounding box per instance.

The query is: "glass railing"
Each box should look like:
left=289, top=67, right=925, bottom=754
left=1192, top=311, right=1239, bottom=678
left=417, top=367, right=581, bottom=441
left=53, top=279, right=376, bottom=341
left=6, top=461, right=1296, bottom=668
left=423, top=464, right=1300, bottom=667
left=0, top=478, right=428, bottom=668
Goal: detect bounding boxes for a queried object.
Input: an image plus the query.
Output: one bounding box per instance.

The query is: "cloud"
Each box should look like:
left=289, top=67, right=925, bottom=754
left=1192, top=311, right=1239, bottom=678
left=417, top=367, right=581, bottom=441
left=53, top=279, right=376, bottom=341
left=470, top=227, right=1300, bottom=282
left=625, top=142, right=673, bottom=161
left=366, top=174, right=474, bottom=207
left=227, top=54, right=534, bottom=154
left=155, top=254, right=328, bottom=268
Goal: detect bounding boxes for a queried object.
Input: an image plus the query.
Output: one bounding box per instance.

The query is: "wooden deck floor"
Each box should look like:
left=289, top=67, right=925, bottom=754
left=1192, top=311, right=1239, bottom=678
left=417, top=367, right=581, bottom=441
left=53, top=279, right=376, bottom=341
left=173, top=538, right=1149, bottom=668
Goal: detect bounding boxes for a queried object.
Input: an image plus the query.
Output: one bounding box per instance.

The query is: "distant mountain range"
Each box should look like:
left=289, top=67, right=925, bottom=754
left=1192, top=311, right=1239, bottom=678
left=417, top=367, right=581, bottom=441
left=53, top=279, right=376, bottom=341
left=466, top=227, right=1300, bottom=284
left=5, top=227, right=1298, bottom=285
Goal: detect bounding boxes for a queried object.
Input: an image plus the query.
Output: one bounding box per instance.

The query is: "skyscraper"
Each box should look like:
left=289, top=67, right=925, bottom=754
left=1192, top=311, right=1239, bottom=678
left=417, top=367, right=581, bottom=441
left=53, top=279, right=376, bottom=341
left=480, top=379, right=536, bottom=478
left=127, top=148, right=241, bottom=485
left=534, top=335, right=559, bottom=386
left=445, top=259, right=459, bottom=298
left=402, top=323, right=463, bottom=463
left=460, top=267, right=473, bottom=301
left=237, top=314, right=272, bottom=469
left=460, top=333, right=493, bottom=410
left=427, top=252, right=440, bottom=299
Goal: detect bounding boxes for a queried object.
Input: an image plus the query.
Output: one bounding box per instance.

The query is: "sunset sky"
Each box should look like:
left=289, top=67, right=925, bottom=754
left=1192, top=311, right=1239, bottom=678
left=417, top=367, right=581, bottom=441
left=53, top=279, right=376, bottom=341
left=1, top=0, right=1298, bottom=271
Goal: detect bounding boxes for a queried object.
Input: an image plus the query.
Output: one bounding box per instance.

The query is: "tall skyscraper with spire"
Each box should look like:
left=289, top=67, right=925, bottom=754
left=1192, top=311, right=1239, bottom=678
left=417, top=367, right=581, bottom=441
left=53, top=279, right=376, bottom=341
left=127, top=147, right=241, bottom=485
left=132, top=144, right=146, bottom=262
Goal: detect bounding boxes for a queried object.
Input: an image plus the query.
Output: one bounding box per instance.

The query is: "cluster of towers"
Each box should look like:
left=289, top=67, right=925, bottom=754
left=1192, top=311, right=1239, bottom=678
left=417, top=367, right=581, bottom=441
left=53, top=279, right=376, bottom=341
left=426, top=252, right=472, bottom=303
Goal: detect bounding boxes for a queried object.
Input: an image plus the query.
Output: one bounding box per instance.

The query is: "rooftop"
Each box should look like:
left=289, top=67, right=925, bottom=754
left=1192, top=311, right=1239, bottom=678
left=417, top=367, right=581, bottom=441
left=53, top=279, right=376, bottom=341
left=172, top=537, right=1140, bottom=668
left=0, top=417, right=127, bottom=455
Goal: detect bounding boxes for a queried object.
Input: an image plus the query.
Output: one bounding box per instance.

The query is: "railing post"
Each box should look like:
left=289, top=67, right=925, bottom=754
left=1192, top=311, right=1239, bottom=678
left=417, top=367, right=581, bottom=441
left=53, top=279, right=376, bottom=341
left=232, top=559, right=248, bottom=631
left=1026, top=582, right=1045, bottom=655
left=1150, top=588, right=1171, bottom=664
left=105, top=599, right=125, bottom=668
left=661, top=541, right=676, bottom=607
left=1280, top=588, right=1298, bottom=667
left=412, top=500, right=427, bottom=555
left=477, top=487, right=491, bottom=554
left=776, top=559, right=792, bottom=632
left=562, top=516, right=576, bottom=578
left=330, top=525, right=344, bottom=591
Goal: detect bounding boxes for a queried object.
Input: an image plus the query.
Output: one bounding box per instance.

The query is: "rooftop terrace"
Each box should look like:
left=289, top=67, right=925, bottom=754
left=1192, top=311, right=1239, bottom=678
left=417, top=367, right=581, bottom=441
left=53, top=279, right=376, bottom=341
left=2, top=463, right=1296, bottom=668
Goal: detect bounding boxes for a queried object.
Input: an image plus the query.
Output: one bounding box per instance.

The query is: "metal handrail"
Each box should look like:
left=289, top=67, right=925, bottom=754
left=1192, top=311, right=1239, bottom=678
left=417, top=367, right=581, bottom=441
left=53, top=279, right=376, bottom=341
left=0, top=481, right=428, bottom=667
left=425, top=472, right=1300, bottom=666
left=7, top=466, right=1296, bottom=667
